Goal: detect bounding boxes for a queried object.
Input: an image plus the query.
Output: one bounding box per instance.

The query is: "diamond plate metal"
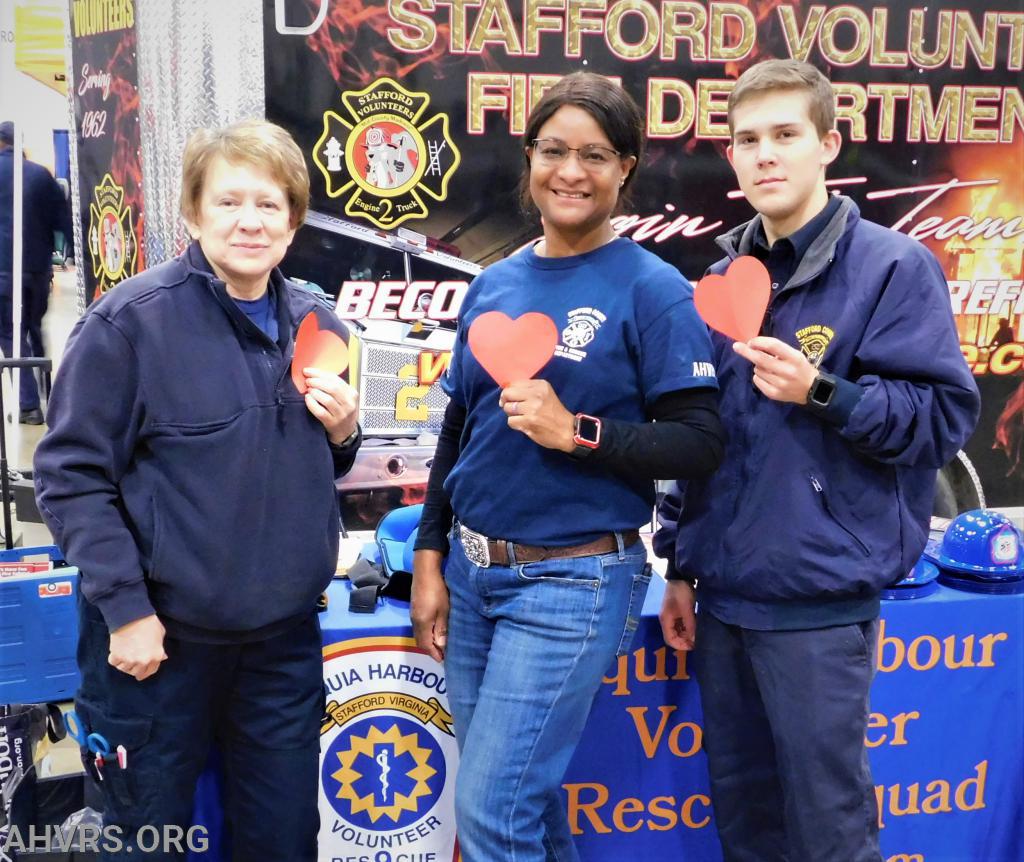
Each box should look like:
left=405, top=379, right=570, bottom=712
left=135, top=0, right=265, bottom=269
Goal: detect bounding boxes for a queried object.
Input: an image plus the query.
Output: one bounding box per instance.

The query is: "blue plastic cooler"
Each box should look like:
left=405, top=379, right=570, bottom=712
left=0, top=545, right=80, bottom=703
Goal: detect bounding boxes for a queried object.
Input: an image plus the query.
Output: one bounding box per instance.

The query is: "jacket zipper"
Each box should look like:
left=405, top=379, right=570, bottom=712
left=810, top=475, right=870, bottom=555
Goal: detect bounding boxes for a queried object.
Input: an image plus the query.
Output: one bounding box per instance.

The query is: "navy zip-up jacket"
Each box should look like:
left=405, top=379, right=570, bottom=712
left=34, top=243, right=359, bottom=640
left=654, top=198, right=980, bottom=629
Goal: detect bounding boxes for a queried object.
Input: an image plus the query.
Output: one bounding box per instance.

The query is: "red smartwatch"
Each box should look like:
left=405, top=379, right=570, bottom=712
left=570, top=413, right=602, bottom=460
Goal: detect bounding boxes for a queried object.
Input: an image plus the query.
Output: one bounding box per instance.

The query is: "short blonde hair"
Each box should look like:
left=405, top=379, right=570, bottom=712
left=180, top=119, right=310, bottom=229
left=728, top=60, right=835, bottom=139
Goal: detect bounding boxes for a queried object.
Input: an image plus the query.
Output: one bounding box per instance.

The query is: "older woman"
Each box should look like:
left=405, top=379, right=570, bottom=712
left=34, top=120, right=359, bottom=860
left=411, top=73, right=725, bottom=861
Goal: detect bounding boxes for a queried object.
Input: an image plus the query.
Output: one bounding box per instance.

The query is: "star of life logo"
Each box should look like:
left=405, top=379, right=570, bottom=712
left=318, top=636, right=461, bottom=861
left=556, top=307, right=606, bottom=362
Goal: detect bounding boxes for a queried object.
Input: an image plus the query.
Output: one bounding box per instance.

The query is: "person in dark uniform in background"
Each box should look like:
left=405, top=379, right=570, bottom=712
left=0, top=120, right=74, bottom=424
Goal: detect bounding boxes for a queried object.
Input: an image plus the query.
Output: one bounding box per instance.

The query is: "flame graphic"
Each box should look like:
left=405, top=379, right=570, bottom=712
left=925, top=143, right=1024, bottom=353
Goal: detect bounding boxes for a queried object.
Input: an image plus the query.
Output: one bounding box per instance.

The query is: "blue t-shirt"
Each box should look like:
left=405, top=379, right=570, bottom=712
left=442, top=237, right=717, bottom=546
left=233, top=290, right=279, bottom=342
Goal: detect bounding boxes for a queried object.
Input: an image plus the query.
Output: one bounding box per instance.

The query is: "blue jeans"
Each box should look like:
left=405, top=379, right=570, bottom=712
left=444, top=530, right=651, bottom=862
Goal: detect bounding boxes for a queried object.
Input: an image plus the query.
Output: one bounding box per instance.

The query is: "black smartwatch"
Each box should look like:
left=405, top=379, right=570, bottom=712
left=807, top=371, right=838, bottom=408
left=569, top=413, right=602, bottom=460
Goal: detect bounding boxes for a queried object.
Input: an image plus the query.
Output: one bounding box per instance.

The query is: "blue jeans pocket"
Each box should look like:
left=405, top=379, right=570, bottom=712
left=515, top=556, right=601, bottom=586
left=613, top=561, right=653, bottom=657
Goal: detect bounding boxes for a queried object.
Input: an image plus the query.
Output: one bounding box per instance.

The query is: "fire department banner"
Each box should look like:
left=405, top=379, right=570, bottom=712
left=68, top=0, right=144, bottom=303
left=264, top=0, right=1022, bottom=511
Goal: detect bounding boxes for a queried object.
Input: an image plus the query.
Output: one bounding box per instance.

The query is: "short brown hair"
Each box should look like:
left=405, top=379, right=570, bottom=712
left=727, top=60, right=835, bottom=139
left=180, top=120, right=310, bottom=229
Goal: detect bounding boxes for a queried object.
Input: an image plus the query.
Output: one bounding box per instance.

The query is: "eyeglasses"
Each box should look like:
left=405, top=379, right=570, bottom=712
left=530, top=138, right=621, bottom=171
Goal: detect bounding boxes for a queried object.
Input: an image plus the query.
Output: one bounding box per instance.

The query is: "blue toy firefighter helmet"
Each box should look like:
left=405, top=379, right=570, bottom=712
left=882, top=557, right=939, bottom=601
left=374, top=504, right=423, bottom=577
left=926, top=509, right=1023, bottom=580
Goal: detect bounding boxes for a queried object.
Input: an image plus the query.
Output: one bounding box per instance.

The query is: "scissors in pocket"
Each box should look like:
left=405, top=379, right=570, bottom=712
left=64, top=710, right=113, bottom=773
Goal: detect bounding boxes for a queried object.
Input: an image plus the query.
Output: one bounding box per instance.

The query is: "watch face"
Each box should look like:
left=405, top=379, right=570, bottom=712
left=576, top=415, right=601, bottom=445
left=812, top=376, right=836, bottom=405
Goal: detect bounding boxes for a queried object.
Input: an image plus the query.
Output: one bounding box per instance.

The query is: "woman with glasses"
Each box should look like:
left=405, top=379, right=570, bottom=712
left=410, top=72, right=724, bottom=862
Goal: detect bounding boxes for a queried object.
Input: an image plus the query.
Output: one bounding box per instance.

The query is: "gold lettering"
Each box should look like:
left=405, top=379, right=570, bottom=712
left=952, top=11, right=998, bottom=70
left=603, top=654, right=631, bottom=696
left=660, top=1, right=706, bottom=62
left=696, top=79, right=733, bottom=138
left=565, top=783, right=612, bottom=835
left=977, top=632, right=1008, bottom=667
left=647, top=79, right=696, bottom=138
left=777, top=4, right=826, bottom=63
left=566, top=0, right=606, bottom=57
left=833, top=82, right=868, bottom=142
left=909, top=9, right=952, bottom=69
left=920, top=779, right=953, bottom=815
left=1002, top=12, right=1024, bottom=71
left=962, top=86, right=1002, bottom=142
left=942, top=634, right=977, bottom=669
left=438, top=0, right=474, bottom=52
left=819, top=6, right=871, bottom=66
left=627, top=705, right=675, bottom=758
left=467, top=73, right=511, bottom=134
left=709, top=3, right=755, bottom=62
left=867, top=83, right=910, bottom=142
left=870, top=9, right=908, bottom=66
left=634, top=646, right=668, bottom=683
left=387, top=0, right=437, bottom=51
left=1002, top=87, right=1024, bottom=142
left=467, top=0, right=521, bottom=54
left=908, top=86, right=962, bottom=143
left=954, top=761, right=987, bottom=811
left=606, top=0, right=659, bottom=60
left=647, top=796, right=678, bottom=831
left=907, top=634, right=941, bottom=671
left=612, top=797, right=645, bottom=832
left=524, top=0, right=565, bottom=54
left=681, top=795, right=712, bottom=829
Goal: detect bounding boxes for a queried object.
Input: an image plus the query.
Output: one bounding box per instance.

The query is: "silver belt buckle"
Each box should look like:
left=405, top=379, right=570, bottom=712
left=459, top=524, right=491, bottom=567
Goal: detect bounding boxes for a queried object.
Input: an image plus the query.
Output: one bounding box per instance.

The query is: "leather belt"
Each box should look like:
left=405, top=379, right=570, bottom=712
left=458, top=523, right=640, bottom=568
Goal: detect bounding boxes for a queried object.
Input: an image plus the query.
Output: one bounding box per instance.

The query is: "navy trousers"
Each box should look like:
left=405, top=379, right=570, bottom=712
left=693, top=609, right=882, bottom=862
left=75, top=597, right=324, bottom=861
left=0, top=270, right=50, bottom=409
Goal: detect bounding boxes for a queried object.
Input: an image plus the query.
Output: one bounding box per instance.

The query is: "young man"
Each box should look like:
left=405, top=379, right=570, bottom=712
left=655, top=60, right=980, bottom=862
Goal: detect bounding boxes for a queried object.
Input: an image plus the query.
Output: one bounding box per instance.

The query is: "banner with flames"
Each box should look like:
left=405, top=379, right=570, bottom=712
left=69, top=0, right=144, bottom=303
left=264, top=0, right=1022, bottom=508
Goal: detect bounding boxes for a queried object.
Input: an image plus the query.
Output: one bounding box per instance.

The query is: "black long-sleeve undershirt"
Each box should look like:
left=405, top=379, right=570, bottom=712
left=414, top=388, right=724, bottom=553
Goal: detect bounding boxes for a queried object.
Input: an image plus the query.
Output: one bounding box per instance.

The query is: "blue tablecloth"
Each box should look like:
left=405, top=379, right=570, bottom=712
left=564, top=578, right=1024, bottom=862
left=196, top=576, right=1023, bottom=862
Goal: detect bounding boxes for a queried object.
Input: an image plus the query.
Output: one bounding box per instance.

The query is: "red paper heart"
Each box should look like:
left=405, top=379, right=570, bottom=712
left=291, top=312, right=349, bottom=394
left=694, top=256, right=771, bottom=343
left=467, top=311, right=558, bottom=387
